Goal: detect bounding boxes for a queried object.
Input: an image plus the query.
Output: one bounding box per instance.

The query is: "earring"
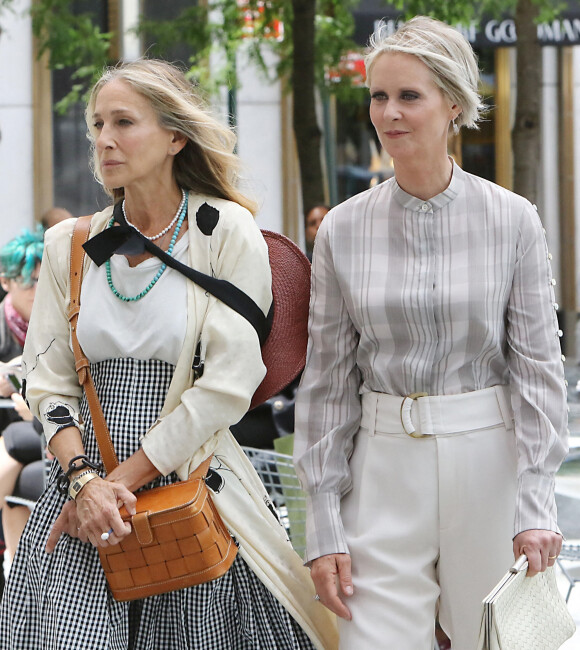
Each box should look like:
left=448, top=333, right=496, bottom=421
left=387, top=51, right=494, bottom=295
left=452, top=118, right=460, bottom=136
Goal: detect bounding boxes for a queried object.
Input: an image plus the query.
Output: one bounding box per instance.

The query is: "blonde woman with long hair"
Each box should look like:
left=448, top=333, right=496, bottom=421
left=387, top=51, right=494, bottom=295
left=0, top=59, right=336, bottom=650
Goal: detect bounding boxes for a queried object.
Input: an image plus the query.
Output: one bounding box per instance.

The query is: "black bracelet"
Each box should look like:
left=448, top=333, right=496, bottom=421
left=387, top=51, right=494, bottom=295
left=56, top=455, right=103, bottom=495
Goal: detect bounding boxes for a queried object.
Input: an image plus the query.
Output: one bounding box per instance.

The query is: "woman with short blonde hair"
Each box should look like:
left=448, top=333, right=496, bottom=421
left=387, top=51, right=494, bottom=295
left=295, top=16, right=567, bottom=649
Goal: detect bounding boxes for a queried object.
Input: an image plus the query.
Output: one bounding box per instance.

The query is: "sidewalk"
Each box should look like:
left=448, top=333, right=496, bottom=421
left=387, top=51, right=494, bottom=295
left=557, top=362, right=580, bottom=648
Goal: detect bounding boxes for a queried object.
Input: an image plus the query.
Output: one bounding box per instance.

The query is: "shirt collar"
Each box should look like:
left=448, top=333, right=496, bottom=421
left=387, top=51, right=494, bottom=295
left=392, top=160, right=464, bottom=212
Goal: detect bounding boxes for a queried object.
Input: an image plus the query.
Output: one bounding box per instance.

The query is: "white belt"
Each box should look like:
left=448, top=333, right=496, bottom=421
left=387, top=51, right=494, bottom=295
left=360, top=385, right=513, bottom=438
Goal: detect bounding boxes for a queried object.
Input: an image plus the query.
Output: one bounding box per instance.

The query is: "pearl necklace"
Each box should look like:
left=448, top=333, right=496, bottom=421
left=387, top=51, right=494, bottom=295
left=123, top=189, right=187, bottom=241
left=106, top=195, right=188, bottom=302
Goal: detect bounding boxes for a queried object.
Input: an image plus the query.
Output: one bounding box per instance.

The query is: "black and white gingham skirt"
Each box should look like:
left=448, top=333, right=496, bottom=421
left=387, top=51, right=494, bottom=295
left=0, top=358, right=314, bottom=650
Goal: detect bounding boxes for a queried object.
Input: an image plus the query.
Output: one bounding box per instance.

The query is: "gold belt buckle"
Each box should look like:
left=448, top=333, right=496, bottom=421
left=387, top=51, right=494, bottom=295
left=400, top=392, right=428, bottom=438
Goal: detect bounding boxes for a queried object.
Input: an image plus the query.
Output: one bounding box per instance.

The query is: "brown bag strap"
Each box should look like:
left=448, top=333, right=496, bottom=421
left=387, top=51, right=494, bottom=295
left=68, top=217, right=211, bottom=480
left=69, top=216, right=119, bottom=473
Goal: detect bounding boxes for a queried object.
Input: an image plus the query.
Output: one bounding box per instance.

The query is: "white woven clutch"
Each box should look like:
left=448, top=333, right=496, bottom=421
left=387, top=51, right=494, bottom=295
left=478, top=555, right=576, bottom=650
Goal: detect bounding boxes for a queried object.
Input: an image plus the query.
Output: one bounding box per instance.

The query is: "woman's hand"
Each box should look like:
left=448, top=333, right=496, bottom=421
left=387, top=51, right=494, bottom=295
left=0, top=376, right=13, bottom=398
left=513, top=529, right=563, bottom=576
left=310, top=553, right=354, bottom=620
left=10, top=392, right=33, bottom=421
left=46, top=477, right=136, bottom=553
left=46, top=500, right=81, bottom=552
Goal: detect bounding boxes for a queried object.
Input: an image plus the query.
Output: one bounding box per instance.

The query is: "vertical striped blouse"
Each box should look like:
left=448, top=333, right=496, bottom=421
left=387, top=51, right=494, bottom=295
left=294, top=163, right=569, bottom=563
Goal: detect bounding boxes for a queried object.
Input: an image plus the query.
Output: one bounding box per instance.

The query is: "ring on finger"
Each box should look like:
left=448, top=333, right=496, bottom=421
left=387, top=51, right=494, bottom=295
left=548, top=555, right=558, bottom=560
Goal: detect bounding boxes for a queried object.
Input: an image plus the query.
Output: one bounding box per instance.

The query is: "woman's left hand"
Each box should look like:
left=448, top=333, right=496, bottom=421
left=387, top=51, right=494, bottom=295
left=46, top=478, right=136, bottom=553
left=513, top=529, right=563, bottom=576
left=46, top=500, right=82, bottom=553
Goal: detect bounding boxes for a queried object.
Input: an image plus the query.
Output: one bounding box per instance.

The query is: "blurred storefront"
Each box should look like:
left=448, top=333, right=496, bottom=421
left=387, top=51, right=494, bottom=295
left=2, top=0, right=580, bottom=330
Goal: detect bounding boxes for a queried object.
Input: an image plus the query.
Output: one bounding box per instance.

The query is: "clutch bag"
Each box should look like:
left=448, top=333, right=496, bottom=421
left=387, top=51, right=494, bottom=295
left=477, top=554, right=576, bottom=650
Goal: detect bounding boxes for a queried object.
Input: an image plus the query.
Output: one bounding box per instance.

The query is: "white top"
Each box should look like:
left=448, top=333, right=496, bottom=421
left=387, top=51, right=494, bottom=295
left=294, top=163, right=569, bottom=563
left=77, top=234, right=188, bottom=365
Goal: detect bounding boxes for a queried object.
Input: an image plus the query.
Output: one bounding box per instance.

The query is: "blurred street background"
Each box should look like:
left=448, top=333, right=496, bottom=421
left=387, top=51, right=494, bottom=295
left=557, top=362, right=580, bottom=647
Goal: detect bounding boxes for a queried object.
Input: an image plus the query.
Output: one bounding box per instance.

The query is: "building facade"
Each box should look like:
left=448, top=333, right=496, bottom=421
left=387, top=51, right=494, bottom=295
left=1, top=1, right=580, bottom=351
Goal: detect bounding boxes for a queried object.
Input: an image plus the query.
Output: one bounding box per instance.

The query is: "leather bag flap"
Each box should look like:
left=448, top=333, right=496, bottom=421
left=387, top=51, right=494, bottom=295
left=132, top=511, right=154, bottom=545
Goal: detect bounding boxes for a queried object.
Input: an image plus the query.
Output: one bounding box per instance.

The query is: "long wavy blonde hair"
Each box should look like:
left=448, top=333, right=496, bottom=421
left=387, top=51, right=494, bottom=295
left=85, top=59, right=257, bottom=215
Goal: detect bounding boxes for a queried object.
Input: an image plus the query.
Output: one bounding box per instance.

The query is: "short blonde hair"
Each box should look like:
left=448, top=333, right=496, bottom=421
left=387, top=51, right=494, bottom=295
left=365, top=16, right=485, bottom=129
left=85, top=59, right=257, bottom=214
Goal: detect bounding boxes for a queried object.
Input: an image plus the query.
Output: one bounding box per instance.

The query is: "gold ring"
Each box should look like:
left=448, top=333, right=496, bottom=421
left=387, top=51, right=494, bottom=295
left=549, top=555, right=558, bottom=560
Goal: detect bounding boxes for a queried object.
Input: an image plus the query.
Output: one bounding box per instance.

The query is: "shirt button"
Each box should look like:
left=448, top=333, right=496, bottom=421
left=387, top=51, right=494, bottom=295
left=548, top=253, right=553, bottom=260
left=551, top=278, right=557, bottom=286
left=420, top=202, right=430, bottom=211
left=562, top=354, right=566, bottom=362
left=557, top=329, right=563, bottom=337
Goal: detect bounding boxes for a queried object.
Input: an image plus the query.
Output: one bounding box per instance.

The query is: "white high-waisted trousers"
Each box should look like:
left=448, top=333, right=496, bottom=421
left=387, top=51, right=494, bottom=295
left=338, top=386, right=517, bottom=650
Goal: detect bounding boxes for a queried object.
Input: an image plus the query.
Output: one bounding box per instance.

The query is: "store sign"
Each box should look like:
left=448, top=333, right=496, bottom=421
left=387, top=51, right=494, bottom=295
left=455, top=17, right=580, bottom=46
left=368, top=16, right=580, bottom=48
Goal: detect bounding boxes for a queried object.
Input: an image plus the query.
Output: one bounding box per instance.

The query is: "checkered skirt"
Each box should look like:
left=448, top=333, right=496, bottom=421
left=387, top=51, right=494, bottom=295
left=0, top=358, right=314, bottom=649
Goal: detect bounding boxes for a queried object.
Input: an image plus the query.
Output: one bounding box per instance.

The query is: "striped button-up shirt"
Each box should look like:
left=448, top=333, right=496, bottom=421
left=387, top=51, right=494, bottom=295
left=294, top=163, right=569, bottom=563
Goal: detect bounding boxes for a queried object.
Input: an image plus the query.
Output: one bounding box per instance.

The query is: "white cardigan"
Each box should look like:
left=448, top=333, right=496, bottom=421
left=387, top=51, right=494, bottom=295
left=22, top=192, right=338, bottom=650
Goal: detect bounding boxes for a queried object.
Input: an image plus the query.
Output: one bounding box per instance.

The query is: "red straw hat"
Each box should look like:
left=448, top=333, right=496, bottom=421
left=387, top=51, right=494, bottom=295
left=250, top=230, right=311, bottom=409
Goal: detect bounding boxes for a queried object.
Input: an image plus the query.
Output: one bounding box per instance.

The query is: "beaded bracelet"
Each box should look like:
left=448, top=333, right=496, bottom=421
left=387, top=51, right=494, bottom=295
left=56, top=455, right=103, bottom=495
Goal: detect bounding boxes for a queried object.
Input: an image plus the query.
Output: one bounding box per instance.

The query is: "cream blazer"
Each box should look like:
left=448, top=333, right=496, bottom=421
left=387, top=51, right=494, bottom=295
left=22, top=192, right=338, bottom=650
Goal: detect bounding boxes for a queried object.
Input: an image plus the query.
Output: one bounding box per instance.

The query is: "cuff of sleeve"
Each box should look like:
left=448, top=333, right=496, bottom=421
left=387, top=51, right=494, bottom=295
left=514, top=471, right=559, bottom=536
left=303, top=491, right=349, bottom=565
left=38, top=396, right=81, bottom=445
left=140, top=416, right=222, bottom=480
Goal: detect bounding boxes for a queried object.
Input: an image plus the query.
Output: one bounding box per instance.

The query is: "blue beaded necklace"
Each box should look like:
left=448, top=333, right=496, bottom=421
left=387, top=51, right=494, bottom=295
left=105, top=194, right=188, bottom=302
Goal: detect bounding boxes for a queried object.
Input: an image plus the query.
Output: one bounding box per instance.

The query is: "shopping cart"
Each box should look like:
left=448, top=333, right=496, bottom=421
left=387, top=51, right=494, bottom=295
left=241, top=445, right=306, bottom=557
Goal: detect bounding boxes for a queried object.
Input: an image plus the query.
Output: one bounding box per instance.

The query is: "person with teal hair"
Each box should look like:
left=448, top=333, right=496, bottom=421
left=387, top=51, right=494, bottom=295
left=0, top=227, right=44, bottom=383
left=0, top=227, right=45, bottom=589
left=0, top=226, right=44, bottom=288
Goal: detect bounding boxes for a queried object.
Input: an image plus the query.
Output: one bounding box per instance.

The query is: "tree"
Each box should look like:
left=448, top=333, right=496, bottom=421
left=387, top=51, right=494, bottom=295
left=15, top=0, right=564, bottom=215
left=139, top=0, right=360, bottom=214
left=27, top=0, right=359, bottom=221
left=512, top=0, right=542, bottom=202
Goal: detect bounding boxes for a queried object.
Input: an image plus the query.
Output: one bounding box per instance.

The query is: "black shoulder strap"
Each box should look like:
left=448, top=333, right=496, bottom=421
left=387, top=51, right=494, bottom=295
left=142, top=236, right=272, bottom=346
left=82, top=203, right=273, bottom=345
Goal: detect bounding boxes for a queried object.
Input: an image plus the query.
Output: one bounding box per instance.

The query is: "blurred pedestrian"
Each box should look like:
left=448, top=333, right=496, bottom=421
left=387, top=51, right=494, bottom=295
left=0, top=228, right=44, bottom=432
left=294, top=16, right=568, bottom=650
left=39, top=206, right=73, bottom=231
left=305, top=205, right=329, bottom=260
left=0, top=228, right=45, bottom=587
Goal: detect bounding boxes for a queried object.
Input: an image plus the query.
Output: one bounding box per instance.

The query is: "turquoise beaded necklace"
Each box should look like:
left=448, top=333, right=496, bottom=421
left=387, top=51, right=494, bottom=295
left=105, top=194, right=188, bottom=302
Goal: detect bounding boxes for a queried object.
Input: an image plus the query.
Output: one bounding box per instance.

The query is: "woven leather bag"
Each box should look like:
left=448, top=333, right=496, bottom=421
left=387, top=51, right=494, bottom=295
left=478, top=555, right=575, bottom=650
left=68, top=216, right=238, bottom=602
